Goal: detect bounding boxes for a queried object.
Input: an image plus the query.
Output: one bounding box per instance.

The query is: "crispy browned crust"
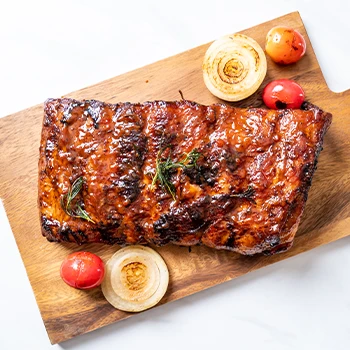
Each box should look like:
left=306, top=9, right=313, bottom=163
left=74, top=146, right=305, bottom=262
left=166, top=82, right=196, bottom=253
left=38, top=98, right=332, bottom=255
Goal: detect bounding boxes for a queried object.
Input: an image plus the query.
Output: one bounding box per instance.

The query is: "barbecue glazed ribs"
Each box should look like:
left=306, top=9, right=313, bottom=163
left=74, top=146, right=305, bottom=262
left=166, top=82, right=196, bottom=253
left=39, top=98, right=332, bottom=255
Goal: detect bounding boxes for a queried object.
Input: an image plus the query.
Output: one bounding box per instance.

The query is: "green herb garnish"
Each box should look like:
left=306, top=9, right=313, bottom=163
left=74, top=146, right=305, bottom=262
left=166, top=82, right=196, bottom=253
left=60, top=176, right=95, bottom=223
left=151, top=147, right=201, bottom=200
left=179, top=90, right=185, bottom=100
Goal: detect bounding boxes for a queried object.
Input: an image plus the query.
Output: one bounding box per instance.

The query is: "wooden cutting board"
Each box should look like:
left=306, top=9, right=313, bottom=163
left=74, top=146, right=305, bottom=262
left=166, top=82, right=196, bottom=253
left=0, top=11, right=349, bottom=344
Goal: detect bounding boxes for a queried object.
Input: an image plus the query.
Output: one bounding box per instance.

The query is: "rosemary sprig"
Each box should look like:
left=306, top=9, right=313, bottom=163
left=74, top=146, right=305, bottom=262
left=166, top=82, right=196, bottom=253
left=151, top=147, right=201, bottom=200
left=60, top=176, right=95, bottom=223
left=179, top=90, right=185, bottom=100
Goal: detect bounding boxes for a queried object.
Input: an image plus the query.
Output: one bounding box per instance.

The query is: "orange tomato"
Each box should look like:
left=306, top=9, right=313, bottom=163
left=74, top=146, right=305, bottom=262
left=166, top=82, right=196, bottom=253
left=265, top=26, right=306, bottom=64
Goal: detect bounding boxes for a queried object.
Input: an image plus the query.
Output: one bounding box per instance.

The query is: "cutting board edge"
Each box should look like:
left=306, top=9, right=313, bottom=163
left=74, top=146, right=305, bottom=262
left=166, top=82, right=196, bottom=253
left=50, top=220, right=350, bottom=344
left=1, top=10, right=349, bottom=345
left=0, top=198, right=55, bottom=344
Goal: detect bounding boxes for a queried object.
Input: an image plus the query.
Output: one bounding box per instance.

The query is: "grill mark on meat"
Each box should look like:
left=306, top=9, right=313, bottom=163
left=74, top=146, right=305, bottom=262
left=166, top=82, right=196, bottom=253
left=38, top=98, right=332, bottom=255
left=99, top=226, right=127, bottom=245
left=184, top=163, right=219, bottom=187
left=58, top=227, right=88, bottom=244
left=41, top=215, right=59, bottom=242
left=153, top=196, right=211, bottom=245
left=183, top=139, right=241, bottom=188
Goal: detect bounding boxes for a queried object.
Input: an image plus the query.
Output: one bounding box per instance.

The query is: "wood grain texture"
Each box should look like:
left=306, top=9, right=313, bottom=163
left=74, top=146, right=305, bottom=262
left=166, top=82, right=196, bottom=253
left=0, top=12, right=349, bottom=344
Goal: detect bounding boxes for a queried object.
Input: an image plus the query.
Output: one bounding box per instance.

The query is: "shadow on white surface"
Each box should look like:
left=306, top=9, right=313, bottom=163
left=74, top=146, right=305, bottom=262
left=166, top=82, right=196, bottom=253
left=59, top=236, right=350, bottom=350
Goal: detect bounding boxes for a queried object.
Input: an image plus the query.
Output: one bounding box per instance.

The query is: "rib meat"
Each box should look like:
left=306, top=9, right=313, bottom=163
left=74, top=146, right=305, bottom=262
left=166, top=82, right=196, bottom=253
left=38, top=98, right=332, bottom=255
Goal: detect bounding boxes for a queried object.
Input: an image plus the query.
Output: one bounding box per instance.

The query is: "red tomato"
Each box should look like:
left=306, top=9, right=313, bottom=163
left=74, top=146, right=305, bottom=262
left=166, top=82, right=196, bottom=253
left=60, top=251, right=105, bottom=289
left=262, top=79, right=305, bottom=109
left=265, top=26, right=306, bottom=64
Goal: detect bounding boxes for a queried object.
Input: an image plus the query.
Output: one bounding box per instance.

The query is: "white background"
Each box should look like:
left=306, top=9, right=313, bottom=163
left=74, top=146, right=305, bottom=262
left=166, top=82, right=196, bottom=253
left=0, top=0, right=349, bottom=349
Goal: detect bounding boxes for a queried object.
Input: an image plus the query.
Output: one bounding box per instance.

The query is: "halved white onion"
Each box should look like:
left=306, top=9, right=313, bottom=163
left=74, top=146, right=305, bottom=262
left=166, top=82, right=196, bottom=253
left=202, top=34, right=267, bottom=102
left=101, top=246, right=169, bottom=312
